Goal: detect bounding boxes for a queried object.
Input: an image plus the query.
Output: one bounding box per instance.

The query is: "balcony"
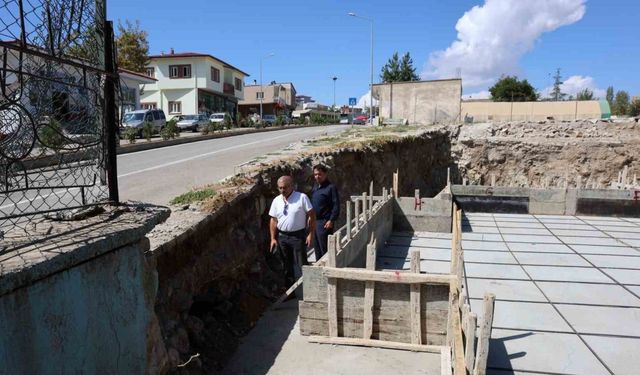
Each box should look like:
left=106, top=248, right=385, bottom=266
left=223, top=82, right=235, bottom=95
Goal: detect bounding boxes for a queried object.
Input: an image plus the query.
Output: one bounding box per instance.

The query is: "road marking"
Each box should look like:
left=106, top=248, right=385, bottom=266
left=117, top=132, right=294, bottom=179
left=0, top=188, right=73, bottom=210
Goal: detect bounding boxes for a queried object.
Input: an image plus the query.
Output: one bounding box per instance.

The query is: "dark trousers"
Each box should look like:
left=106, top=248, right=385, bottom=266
left=314, top=220, right=334, bottom=261
left=277, top=230, right=308, bottom=296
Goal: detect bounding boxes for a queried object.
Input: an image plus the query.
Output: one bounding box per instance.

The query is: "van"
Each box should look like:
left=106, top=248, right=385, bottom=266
left=121, top=109, right=166, bottom=135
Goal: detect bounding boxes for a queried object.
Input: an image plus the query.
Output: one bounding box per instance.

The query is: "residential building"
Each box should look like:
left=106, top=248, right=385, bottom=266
left=118, top=68, right=156, bottom=121
left=295, top=95, right=315, bottom=109
left=140, top=50, right=249, bottom=120
left=238, top=82, right=297, bottom=118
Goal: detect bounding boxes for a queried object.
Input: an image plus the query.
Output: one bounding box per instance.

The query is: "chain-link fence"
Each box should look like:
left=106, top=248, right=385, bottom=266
left=0, top=0, right=118, bottom=248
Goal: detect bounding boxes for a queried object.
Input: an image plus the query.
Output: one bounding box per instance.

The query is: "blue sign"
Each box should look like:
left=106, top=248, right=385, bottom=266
left=349, top=97, right=357, bottom=106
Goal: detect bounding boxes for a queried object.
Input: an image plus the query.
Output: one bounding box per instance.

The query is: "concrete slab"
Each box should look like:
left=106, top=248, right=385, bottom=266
left=501, top=234, right=562, bottom=244
left=462, top=240, right=509, bottom=251
left=537, top=282, right=640, bottom=307
left=461, top=233, right=504, bottom=241
left=493, top=217, right=539, bottom=223
left=602, top=268, right=640, bottom=285
left=549, top=229, right=609, bottom=237
left=462, top=226, right=501, bottom=234
left=506, top=242, right=574, bottom=253
left=544, top=223, right=594, bottom=230
left=378, top=246, right=451, bottom=261
left=628, top=286, right=640, bottom=296
left=569, top=244, right=640, bottom=256
left=466, top=279, right=547, bottom=302
left=498, top=228, right=552, bottom=236
left=584, top=254, right=640, bottom=269
left=495, top=222, right=547, bottom=229
left=557, top=304, right=640, bottom=336
left=376, top=257, right=451, bottom=274
left=512, top=252, right=591, bottom=267
left=583, top=335, right=640, bottom=375
left=594, top=225, right=640, bottom=233
left=465, top=263, right=530, bottom=280
left=469, top=299, right=572, bottom=333
left=222, top=300, right=442, bottom=375
left=558, top=236, right=626, bottom=246
left=410, top=232, right=453, bottom=239
left=523, top=266, right=614, bottom=283
left=620, top=239, right=640, bottom=248
left=581, top=219, right=638, bottom=227
left=488, top=329, right=609, bottom=375
left=576, top=215, right=623, bottom=221
left=386, top=237, right=451, bottom=249
left=464, top=251, right=518, bottom=265
left=605, top=231, right=640, bottom=240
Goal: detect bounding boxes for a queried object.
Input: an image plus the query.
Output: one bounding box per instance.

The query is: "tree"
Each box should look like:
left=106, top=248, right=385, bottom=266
left=380, top=52, right=419, bottom=83
left=629, top=98, right=640, bottom=117
left=612, top=90, right=630, bottom=116
left=550, top=68, right=566, bottom=101
left=606, top=86, right=614, bottom=105
left=488, top=76, right=538, bottom=102
left=576, top=88, right=594, bottom=101
left=116, top=20, right=149, bottom=73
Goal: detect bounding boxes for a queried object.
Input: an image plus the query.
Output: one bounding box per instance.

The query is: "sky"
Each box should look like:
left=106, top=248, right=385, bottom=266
left=107, top=0, right=640, bottom=106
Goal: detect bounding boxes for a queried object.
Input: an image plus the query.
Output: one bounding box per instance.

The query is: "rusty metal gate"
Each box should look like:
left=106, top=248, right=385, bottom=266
left=0, top=0, right=118, bottom=246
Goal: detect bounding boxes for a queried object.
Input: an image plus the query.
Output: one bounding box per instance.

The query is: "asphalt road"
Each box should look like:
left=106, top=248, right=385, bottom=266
left=118, top=125, right=350, bottom=205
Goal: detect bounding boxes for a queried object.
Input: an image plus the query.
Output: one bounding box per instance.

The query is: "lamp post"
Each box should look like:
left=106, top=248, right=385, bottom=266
left=348, top=12, right=373, bottom=125
left=332, top=76, right=338, bottom=109
left=260, top=52, right=275, bottom=123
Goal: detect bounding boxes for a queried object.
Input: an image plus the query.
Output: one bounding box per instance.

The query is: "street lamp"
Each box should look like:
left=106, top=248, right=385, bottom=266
left=332, top=76, right=338, bottom=109
left=260, top=52, right=275, bottom=123
left=348, top=12, right=373, bottom=125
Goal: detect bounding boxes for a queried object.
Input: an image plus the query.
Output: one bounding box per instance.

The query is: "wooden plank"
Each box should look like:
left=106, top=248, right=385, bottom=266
left=308, top=336, right=444, bottom=353
left=362, top=192, right=368, bottom=221
left=441, top=346, right=453, bottom=375
left=323, top=267, right=456, bottom=285
left=465, top=312, right=477, bottom=375
left=447, top=289, right=465, bottom=375
left=346, top=202, right=352, bottom=240
left=327, top=235, right=336, bottom=268
left=363, top=243, right=376, bottom=339
left=473, top=293, right=496, bottom=375
left=410, top=250, right=422, bottom=345
left=327, top=277, right=338, bottom=337
left=354, top=199, right=360, bottom=231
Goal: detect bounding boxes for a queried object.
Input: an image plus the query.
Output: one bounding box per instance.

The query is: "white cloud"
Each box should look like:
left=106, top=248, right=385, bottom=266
left=540, top=75, right=606, bottom=99
left=358, top=90, right=378, bottom=109
left=464, top=90, right=491, bottom=100
left=422, top=0, right=586, bottom=89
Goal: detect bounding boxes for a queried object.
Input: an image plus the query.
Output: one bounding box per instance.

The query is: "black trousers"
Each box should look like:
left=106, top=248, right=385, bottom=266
left=277, top=230, right=308, bottom=296
left=314, top=220, right=334, bottom=261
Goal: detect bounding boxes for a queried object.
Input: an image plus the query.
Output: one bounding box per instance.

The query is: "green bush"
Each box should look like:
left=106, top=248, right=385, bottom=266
left=161, top=119, right=179, bottom=140
left=38, top=118, right=66, bottom=151
left=142, top=121, right=153, bottom=141
left=275, top=115, right=285, bottom=126
left=223, top=112, right=233, bottom=129
left=123, top=127, right=137, bottom=143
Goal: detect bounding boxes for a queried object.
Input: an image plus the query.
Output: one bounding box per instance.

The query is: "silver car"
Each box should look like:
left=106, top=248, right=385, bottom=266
left=177, top=114, right=209, bottom=132
left=121, top=109, right=166, bottom=135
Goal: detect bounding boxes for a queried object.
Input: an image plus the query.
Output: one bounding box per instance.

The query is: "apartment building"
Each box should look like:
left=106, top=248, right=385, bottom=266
left=238, top=82, right=297, bottom=118
left=140, top=50, right=249, bottom=120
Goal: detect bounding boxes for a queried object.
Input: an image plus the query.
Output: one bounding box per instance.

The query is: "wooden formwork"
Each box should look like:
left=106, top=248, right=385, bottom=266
left=299, top=174, right=495, bottom=375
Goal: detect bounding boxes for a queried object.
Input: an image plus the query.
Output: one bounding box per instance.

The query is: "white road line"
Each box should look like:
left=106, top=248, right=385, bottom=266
left=0, top=188, right=74, bottom=210
left=117, top=132, right=294, bottom=179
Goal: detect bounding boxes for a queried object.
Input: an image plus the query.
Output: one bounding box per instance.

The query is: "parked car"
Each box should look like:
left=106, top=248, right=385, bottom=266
left=121, top=109, right=166, bottom=136
left=177, top=114, right=209, bottom=132
left=209, top=113, right=226, bottom=124
left=262, top=114, right=277, bottom=126
left=354, top=115, right=368, bottom=125
left=339, top=113, right=353, bottom=124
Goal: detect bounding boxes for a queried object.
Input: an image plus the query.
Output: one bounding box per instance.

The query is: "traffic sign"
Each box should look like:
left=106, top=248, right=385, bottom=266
left=349, top=97, right=357, bottom=106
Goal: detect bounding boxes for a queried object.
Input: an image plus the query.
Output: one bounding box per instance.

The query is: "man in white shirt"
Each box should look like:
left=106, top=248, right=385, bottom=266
left=269, top=176, right=316, bottom=295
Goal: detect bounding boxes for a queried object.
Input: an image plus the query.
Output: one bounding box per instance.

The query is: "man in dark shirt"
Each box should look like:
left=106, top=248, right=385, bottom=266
left=311, top=164, right=340, bottom=261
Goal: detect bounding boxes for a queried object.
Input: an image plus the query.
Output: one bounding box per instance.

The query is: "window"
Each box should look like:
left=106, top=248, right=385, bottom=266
left=169, top=101, right=182, bottom=114
left=169, top=64, right=191, bottom=78
left=256, top=92, right=264, bottom=100
left=141, top=102, right=156, bottom=110
left=145, top=67, right=155, bottom=78
left=211, top=67, right=220, bottom=82
left=235, top=78, right=242, bottom=91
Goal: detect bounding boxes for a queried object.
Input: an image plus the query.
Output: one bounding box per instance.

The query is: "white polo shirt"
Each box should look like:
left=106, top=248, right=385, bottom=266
left=269, top=191, right=313, bottom=232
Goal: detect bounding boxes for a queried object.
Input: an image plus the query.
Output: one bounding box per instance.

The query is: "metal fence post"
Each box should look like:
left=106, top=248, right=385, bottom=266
left=104, top=20, right=119, bottom=204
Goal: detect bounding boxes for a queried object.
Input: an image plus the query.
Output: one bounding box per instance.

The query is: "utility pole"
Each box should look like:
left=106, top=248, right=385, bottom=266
left=332, top=76, right=338, bottom=109
left=552, top=68, right=564, bottom=101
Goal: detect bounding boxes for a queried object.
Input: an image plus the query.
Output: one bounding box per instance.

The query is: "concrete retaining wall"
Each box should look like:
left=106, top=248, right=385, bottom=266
left=451, top=185, right=640, bottom=217
left=461, top=100, right=607, bottom=122
left=393, top=196, right=452, bottom=232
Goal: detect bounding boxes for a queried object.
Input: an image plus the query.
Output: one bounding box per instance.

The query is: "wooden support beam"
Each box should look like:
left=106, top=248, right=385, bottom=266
left=362, top=192, right=368, bottom=221
left=326, top=234, right=338, bottom=337
left=363, top=243, right=377, bottom=339
left=308, top=336, right=445, bottom=353
left=465, top=312, right=477, bottom=375
left=410, top=250, right=422, bottom=345
left=346, top=202, right=352, bottom=240
left=322, top=267, right=456, bottom=285
left=393, top=170, right=399, bottom=198
left=354, top=199, right=360, bottom=232
left=441, top=346, right=453, bottom=375
left=369, top=181, right=374, bottom=213
left=473, top=293, right=496, bottom=375
left=449, top=289, right=466, bottom=375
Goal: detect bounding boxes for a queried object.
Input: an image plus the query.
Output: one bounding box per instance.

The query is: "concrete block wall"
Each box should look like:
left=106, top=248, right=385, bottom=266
left=393, top=196, right=453, bottom=233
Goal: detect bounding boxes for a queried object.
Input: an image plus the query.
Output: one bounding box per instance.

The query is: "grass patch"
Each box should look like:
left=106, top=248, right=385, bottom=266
left=170, top=187, right=216, bottom=205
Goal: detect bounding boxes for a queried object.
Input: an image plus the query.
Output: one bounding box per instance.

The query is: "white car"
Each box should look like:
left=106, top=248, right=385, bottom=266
left=209, top=113, right=226, bottom=124
left=177, top=114, right=209, bottom=132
